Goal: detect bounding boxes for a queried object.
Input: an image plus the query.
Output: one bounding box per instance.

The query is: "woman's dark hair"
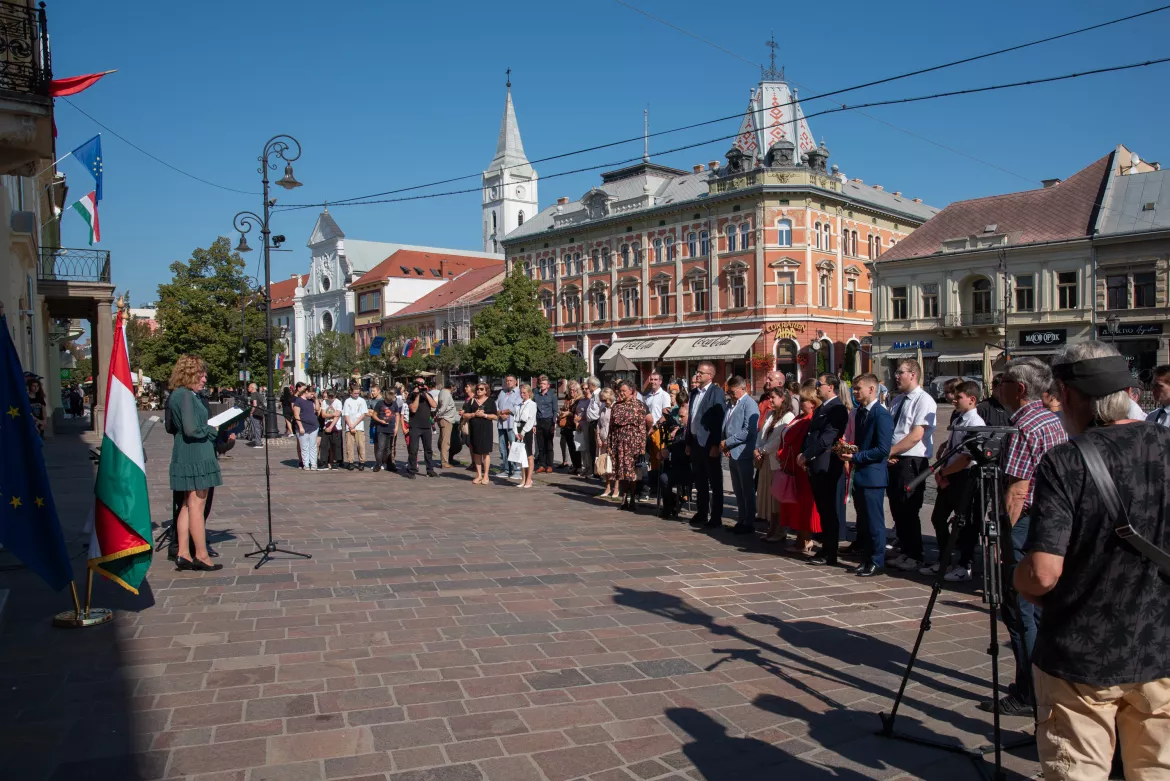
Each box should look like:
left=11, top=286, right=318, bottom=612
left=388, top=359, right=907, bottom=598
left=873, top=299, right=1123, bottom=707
left=27, top=380, right=45, bottom=405
left=280, top=387, right=292, bottom=403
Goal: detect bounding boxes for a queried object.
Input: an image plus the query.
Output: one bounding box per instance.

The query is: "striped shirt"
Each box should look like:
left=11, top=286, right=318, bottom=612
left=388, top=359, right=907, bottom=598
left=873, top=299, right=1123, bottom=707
left=1000, top=399, right=1068, bottom=510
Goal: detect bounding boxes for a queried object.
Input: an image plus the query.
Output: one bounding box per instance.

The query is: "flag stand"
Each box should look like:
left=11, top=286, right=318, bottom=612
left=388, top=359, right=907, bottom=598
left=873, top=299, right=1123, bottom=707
left=52, top=569, right=113, bottom=628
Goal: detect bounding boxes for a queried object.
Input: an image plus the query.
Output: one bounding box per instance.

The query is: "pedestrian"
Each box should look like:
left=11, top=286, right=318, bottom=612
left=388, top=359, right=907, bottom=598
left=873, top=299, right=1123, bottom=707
left=837, top=374, right=892, bottom=576
left=494, top=375, right=522, bottom=480
left=758, top=386, right=794, bottom=543
left=1147, top=363, right=1170, bottom=426
left=921, top=380, right=984, bottom=581
left=757, top=370, right=783, bottom=429
left=986, top=356, right=1067, bottom=716
left=559, top=380, right=583, bottom=472
left=463, top=381, right=498, bottom=485
left=280, top=386, right=296, bottom=437
left=166, top=354, right=226, bottom=572
left=1015, top=341, right=1170, bottom=781
left=581, top=376, right=602, bottom=478
left=721, top=376, right=759, bottom=535
left=245, top=381, right=264, bottom=447
left=314, top=390, right=340, bottom=469
left=658, top=401, right=691, bottom=518
left=406, top=375, right=438, bottom=478
left=515, top=383, right=537, bottom=488
left=609, top=380, right=649, bottom=513
left=775, top=382, right=820, bottom=553
left=435, top=381, right=460, bottom=468
left=457, top=379, right=476, bottom=469
left=978, top=373, right=1012, bottom=427
left=291, top=385, right=320, bottom=472
left=1125, top=385, right=1146, bottom=421
left=886, top=359, right=938, bottom=572
left=687, top=361, right=726, bottom=530
left=642, top=371, right=673, bottom=492
left=341, top=384, right=370, bottom=470
left=369, top=386, right=398, bottom=473
left=597, top=387, right=616, bottom=499
left=533, top=374, right=557, bottom=472
left=802, top=373, right=850, bottom=567
left=26, top=377, right=46, bottom=437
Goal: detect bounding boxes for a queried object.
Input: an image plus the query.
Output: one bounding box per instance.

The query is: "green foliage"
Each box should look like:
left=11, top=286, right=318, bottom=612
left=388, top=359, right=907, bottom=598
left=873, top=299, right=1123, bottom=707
left=306, top=330, right=358, bottom=383
left=544, top=350, right=587, bottom=383
left=74, top=356, right=92, bottom=382
left=466, top=268, right=581, bottom=380
left=139, top=237, right=268, bottom=387
left=124, top=315, right=153, bottom=372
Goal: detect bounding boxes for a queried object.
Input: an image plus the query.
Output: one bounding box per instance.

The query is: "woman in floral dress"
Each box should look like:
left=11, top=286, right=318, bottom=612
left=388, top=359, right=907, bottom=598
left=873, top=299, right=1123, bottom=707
left=608, top=380, right=649, bottom=512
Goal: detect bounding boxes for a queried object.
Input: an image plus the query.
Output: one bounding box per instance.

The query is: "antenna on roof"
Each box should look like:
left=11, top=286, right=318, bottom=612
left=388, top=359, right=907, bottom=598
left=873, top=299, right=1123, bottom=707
left=643, top=108, right=649, bottom=162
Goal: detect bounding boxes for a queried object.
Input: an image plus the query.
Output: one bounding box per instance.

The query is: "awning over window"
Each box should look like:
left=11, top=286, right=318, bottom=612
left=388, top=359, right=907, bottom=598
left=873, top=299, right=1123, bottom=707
left=884, top=351, right=940, bottom=359
left=599, top=337, right=676, bottom=362
left=663, top=330, right=760, bottom=361
left=936, top=352, right=986, bottom=362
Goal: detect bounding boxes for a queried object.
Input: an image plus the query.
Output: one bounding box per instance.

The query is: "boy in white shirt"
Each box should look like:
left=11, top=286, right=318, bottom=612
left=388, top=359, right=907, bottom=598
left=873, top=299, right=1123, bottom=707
left=342, top=384, right=370, bottom=471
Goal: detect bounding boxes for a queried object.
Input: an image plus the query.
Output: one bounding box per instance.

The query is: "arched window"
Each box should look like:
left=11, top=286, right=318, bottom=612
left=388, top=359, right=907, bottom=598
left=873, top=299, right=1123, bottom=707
left=776, top=219, right=792, bottom=247
left=620, top=244, right=630, bottom=267
left=632, top=242, right=642, bottom=265
left=524, top=262, right=532, bottom=278
left=517, top=210, right=525, bottom=226
left=699, top=230, right=710, bottom=256
left=591, top=250, right=600, bottom=273
left=726, top=225, right=737, bottom=252
left=653, top=238, right=663, bottom=263
left=563, top=254, right=572, bottom=276
left=687, top=232, right=698, bottom=257
left=665, top=236, right=675, bottom=261
left=851, top=230, right=859, bottom=256
left=491, top=211, right=497, bottom=232
left=813, top=222, right=822, bottom=249
left=822, top=223, right=831, bottom=250
left=739, top=223, right=752, bottom=248
left=972, top=278, right=992, bottom=314
left=601, top=248, right=611, bottom=271
left=574, top=253, right=582, bottom=275
left=322, top=311, right=333, bottom=332
left=595, top=290, right=608, bottom=321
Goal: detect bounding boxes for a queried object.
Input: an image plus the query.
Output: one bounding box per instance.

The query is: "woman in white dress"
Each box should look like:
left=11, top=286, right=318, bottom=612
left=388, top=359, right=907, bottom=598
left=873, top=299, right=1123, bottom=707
left=515, top=384, right=537, bottom=488
left=756, top=386, right=795, bottom=543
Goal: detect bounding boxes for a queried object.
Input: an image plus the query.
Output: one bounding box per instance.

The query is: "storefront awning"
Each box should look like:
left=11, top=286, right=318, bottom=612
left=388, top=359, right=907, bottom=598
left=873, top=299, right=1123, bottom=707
left=599, top=337, right=676, bottom=362
left=1005, top=347, right=1059, bottom=356
left=663, top=330, right=760, bottom=361
left=884, top=351, right=940, bottom=360
left=937, top=352, right=986, bottom=363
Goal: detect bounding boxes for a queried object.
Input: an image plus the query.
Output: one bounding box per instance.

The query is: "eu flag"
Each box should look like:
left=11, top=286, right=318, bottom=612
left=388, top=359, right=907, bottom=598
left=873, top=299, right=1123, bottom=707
left=369, top=336, right=385, bottom=356
left=71, top=135, right=104, bottom=201
left=0, top=315, right=73, bottom=590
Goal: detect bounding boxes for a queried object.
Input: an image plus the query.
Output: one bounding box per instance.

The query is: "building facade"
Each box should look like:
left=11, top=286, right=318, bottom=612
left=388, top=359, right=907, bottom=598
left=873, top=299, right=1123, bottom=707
left=500, top=72, right=936, bottom=388
left=378, top=265, right=504, bottom=357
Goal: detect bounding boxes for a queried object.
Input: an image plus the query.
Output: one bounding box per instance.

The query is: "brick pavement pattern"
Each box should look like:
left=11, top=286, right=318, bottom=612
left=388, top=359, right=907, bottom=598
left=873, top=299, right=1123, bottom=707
left=0, top=420, right=1039, bottom=780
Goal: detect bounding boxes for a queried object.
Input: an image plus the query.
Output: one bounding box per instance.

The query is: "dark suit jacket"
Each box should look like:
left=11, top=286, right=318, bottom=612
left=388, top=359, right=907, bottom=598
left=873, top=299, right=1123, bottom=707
left=687, top=383, right=726, bottom=450
left=802, top=396, right=849, bottom=479
left=851, top=402, right=893, bottom=488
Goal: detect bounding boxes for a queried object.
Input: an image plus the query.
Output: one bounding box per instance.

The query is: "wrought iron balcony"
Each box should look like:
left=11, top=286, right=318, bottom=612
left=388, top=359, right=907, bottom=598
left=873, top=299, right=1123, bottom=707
left=0, top=1, right=51, bottom=97
left=943, top=309, right=1002, bottom=328
left=38, top=247, right=111, bottom=283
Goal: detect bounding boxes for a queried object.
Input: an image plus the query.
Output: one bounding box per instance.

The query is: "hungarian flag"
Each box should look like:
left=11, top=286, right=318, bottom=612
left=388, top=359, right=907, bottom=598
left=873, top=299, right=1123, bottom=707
left=72, top=191, right=100, bottom=245
left=87, top=309, right=152, bottom=594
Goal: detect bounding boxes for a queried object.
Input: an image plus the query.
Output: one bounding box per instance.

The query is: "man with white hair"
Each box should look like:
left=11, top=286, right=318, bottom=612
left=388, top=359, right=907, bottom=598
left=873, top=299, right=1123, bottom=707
left=1015, top=342, right=1170, bottom=780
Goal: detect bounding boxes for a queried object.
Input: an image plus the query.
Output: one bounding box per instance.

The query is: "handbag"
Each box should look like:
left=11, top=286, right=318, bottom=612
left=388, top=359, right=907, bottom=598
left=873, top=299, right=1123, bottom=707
left=595, top=452, right=612, bottom=476
left=573, top=428, right=588, bottom=453
left=771, top=470, right=797, bottom=504
left=1073, top=435, right=1170, bottom=577
left=507, top=440, right=528, bottom=465
left=634, top=454, right=648, bottom=481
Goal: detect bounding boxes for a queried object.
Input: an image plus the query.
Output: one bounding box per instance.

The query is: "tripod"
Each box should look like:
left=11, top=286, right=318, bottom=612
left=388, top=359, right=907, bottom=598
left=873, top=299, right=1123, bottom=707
left=244, top=409, right=312, bottom=570
left=878, top=431, right=1033, bottom=781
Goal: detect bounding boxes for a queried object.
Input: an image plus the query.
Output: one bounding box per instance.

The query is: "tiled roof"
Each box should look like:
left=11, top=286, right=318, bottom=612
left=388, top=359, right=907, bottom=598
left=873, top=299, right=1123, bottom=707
left=879, top=153, right=1112, bottom=262
left=386, top=266, right=505, bottom=319
left=351, top=249, right=503, bottom=288
left=269, top=274, right=307, bottom=310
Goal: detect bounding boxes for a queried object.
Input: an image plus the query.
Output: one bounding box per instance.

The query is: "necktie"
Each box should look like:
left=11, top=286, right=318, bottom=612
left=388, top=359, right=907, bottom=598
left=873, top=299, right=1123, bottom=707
left=1156, top=407, right=1169, bottom=427
left=856, top=407, right=868, bottom=441
left=893, top=396, right=909, bottom=430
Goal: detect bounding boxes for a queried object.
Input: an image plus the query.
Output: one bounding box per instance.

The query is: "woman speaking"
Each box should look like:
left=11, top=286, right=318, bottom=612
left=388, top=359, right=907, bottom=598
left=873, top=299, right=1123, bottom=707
left=167, top=354, right=225, bottom=572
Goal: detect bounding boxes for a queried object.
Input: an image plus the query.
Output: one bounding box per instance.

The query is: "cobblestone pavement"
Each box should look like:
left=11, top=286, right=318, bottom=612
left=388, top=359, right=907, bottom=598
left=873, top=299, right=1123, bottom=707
left=0, top=417, right=1039, bottom=781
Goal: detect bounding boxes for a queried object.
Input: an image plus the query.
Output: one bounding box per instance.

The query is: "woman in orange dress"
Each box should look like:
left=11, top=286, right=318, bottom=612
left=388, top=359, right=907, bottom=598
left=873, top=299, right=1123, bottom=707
left=776, top=381, right=821, bottom=553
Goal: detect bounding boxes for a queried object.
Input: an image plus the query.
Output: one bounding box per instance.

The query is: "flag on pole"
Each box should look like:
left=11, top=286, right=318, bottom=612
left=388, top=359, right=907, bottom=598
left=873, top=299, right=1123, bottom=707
left=49, top=70, right=116, bottom=97
left=71, top=135, right=103, bottom=200
left=87, top=309, right=152, bottom=594
left=72, top=191, right=100, bottom=245
left=274, top=353, right=285, bottom=370
left=0, top=314, right=72, bottom=591
left=402, top=338, right=416, bottom=358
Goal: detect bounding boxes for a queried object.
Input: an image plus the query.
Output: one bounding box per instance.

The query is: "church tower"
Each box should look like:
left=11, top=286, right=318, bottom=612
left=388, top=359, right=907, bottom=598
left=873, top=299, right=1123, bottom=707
left=482, top=71, right=538, bottom=253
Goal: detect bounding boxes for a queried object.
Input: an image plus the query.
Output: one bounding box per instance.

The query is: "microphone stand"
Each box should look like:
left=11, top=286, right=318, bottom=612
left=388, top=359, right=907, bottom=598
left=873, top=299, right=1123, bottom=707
left=244, top=408, right=312, bottom=570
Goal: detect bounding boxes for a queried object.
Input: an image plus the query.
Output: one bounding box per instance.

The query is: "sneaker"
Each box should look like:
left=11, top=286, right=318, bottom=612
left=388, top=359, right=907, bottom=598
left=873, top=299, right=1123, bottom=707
left=894, top=557, right=921, bottom=572
left=888, top=554, right=907, bottom=567
left=944, top=564, right=973, bottom=582
left=918, top=562, right=940, bottom=575
left=978, top=692, right=1033, bottom=717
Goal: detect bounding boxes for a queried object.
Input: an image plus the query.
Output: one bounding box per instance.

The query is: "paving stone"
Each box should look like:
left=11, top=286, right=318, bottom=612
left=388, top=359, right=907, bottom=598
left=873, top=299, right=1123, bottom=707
left=632, top=659, right=702, bottom=679
left=524, top=669, right=591, bottom=690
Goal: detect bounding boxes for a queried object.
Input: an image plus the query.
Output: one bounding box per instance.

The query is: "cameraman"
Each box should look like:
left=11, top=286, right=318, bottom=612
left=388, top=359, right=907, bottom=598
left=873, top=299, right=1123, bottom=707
left=987, top=357, right=1067, bottom=716
left=922, top=380, right=983, bottom=582
left=1015, top=342, right=1170, bottom=780
left=406, top=375, right=438, bottom=478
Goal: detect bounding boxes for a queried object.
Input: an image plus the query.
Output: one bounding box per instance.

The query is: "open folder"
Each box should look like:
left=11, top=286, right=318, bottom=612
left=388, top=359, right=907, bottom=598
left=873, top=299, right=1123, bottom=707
left=207, top=406, right=248, bottom=428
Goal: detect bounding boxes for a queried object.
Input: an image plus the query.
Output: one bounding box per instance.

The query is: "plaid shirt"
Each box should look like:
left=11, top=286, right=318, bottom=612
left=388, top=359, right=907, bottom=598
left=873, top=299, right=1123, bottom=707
left=1000, top=399, right=1068, bottom=510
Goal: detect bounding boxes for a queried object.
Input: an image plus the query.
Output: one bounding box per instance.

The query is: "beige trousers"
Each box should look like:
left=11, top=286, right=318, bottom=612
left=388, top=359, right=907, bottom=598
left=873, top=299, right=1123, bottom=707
left=437, top=419, right=452, bottom=465
left=344, top=430, right=367, bottom=465
left=1035, top=666, right=1170, bottom=781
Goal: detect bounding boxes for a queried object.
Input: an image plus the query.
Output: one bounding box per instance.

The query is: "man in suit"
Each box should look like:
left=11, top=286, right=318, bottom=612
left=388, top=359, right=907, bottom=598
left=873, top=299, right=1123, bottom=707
left=721, top=376, right=759, bottom=534
left=687, top=361, right=726, bottom=529
left=837, top=373, right=892, bottom=577
left=802, top=373, right=850, bottom=566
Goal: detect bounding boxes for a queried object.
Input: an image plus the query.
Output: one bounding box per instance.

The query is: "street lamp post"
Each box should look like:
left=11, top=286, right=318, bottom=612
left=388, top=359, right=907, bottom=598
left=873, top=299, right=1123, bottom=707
left=1106, top=314, right=1121, bottom=344
left=233, top=135, right=303, bottom=438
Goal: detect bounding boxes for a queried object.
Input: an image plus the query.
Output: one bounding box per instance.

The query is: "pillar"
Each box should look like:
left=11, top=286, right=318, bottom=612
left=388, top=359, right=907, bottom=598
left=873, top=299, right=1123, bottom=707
left=92, top=297, right=114, bottom=436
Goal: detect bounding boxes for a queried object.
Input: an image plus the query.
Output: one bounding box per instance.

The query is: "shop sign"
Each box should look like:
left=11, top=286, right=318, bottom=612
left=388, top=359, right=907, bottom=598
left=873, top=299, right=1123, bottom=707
left=765, top=322, right=806, bottom=339
left=693, top=335, right=736, bottom=348
left=1096, top=322, right=1164, bottom=337
left=892, top=340, right=932, bottom=349
left=622, top=340, right=660, bottom=351
left=1019, top=329, right=1067, bottom=346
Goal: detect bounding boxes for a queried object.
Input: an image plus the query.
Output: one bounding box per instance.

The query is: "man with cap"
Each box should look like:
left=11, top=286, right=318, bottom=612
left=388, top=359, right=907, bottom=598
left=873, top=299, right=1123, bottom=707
left=1014, top=342, right=1170, bottom=780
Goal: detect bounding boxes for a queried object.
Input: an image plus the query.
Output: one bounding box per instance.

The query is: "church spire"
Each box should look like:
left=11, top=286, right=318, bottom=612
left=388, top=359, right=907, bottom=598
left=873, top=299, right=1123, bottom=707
left=488, top=69, right=532, bottom=177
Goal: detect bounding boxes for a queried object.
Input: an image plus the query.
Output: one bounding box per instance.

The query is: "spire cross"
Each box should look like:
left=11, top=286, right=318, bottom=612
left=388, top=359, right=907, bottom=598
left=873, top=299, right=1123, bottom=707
left=505, top=68, right=511, bottom=89
left=764, top=33, right=784, bottom=80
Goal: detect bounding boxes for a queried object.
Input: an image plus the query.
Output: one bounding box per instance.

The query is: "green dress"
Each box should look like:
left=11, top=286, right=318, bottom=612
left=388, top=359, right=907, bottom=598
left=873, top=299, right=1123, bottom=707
left=167, top=386, right=223, bottom=492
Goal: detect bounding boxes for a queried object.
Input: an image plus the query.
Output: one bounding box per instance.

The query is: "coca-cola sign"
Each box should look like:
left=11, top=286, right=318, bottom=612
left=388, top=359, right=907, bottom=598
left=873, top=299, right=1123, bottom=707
left=1019, top=329, right=1067, bottom=346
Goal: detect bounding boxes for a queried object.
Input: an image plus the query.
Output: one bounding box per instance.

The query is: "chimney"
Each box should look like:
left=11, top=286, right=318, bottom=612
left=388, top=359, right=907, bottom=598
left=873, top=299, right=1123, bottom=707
left=290, top=273, right=299, bottom=280
left=1041, top=178, right=1062, bottom=189
left=557, top=197, right=568, bottom=205
left=851, top=178, right=863, bottom=183
left=893, top=191, right=902, bottom=196
left=440, top=258, right=449, bottom=277
left=708, top=160, right=720, bottom=170
left=912, top=197, right=923, bottom=203
left=693, top=164, right=705, bottom=173
left=872, top=185, right=884, bottom=191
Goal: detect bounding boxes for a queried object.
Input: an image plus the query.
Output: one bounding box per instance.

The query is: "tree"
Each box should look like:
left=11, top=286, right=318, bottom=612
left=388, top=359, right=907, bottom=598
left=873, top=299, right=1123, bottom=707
left=74, top=356, right=92, bottom=383
left=141, top=237, right=268, bottom=388
left=306, top=330, right=358, bottom=385
left=466, top=268, right=583, bottom=380
left=124, top=315, right=154, bottom=373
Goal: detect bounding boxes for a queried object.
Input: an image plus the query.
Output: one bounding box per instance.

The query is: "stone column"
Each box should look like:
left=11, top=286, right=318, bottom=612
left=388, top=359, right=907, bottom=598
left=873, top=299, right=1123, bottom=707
left=92, top=297, right=115, bottom=436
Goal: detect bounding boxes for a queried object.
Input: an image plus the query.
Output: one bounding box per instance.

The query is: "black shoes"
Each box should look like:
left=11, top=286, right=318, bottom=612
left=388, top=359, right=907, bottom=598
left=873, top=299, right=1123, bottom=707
left=979, top=693, right=1034, bottom=717
left=689, top=516, right=708, bottom=527
left=404, top=470, right=416, bottom=479
left=730, top=523, right=754, bottom=535
left=807, top=556, right=836, bottom=566
left=372, top=466, right=381, bottom=473
left=855, top=563, right=880, bottom=577
left=426, top=471, right=439, bottom=478
left=175, top=556, right=223, bottom=572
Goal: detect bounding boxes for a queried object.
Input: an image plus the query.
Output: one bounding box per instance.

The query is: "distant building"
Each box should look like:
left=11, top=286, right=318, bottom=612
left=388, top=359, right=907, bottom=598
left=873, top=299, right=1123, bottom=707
left=482, top=77, right=538, bottom=253
left=128, top=306, right=158, bottom=332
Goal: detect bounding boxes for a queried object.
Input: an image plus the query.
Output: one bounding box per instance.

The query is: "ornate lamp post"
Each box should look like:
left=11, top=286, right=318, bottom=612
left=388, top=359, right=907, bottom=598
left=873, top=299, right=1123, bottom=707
left=233, top=135, right=303, bottom=438
left=1105, top=313, right=1121, bottom=344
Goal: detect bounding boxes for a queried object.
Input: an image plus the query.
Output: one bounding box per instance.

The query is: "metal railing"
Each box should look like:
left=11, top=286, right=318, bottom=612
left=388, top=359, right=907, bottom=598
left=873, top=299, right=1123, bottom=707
left=943, top=309, right=1002, bottom=327
left=0, top=1, right=51, bottom=96
left=38, top=248, right=111, bottom=283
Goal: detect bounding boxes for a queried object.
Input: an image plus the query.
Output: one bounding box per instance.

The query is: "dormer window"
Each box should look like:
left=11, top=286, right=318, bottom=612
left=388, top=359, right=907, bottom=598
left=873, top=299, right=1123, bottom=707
left=414, top=267, right=424, bottom=275
left=400, top=266, right=411, bottom=274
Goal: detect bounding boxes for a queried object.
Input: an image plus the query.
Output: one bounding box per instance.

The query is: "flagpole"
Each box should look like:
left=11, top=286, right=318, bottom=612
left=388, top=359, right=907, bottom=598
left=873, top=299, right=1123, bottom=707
left=52, top=569, right=113, bottom=627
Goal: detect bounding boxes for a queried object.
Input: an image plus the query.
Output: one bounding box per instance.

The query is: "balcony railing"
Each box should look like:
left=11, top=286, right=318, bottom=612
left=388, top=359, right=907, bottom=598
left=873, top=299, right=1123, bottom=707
left=0, top=1, right=51, bottom=96
left=943, top=309, right=1002, bottom=327
left=38, top=248, right=111, bottom=283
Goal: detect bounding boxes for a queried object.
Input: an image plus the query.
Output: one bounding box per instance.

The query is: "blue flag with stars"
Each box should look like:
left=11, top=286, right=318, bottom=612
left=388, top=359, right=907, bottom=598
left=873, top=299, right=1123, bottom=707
left=71, top=135, right=103, bottom=201
left=0, top=315, right=72, bottom=591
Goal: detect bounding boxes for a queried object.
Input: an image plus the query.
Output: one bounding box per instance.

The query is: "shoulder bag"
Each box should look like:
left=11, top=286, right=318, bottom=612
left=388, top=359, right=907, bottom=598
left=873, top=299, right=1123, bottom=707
left=1073, top=435, right=1170, bottom=577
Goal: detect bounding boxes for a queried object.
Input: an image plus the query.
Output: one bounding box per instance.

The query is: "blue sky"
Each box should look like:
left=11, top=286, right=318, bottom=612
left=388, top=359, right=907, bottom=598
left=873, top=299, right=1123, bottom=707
left=50, top=0, right=1168, bottom=305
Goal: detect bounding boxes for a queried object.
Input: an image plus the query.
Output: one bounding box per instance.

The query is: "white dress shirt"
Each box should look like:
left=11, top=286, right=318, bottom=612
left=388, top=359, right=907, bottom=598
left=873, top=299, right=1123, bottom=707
left=690, top=382, right=712, bottom=436
left=758, top=411, right=794, bottom=470
left=889, top=385, right=937, bottom=458
left=642, top=388, right=673, bottom=424
left=1127, top=398, right=1146, bottom=421
left=945, top=407, right=986, bottom=470
left=1147, top=405, right=1170, bottom=427
left=586, top=393, right=601, bottom=422
left=342, top=396, right=369, bottom=432
left=516, top=398, right=537, bottom=436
